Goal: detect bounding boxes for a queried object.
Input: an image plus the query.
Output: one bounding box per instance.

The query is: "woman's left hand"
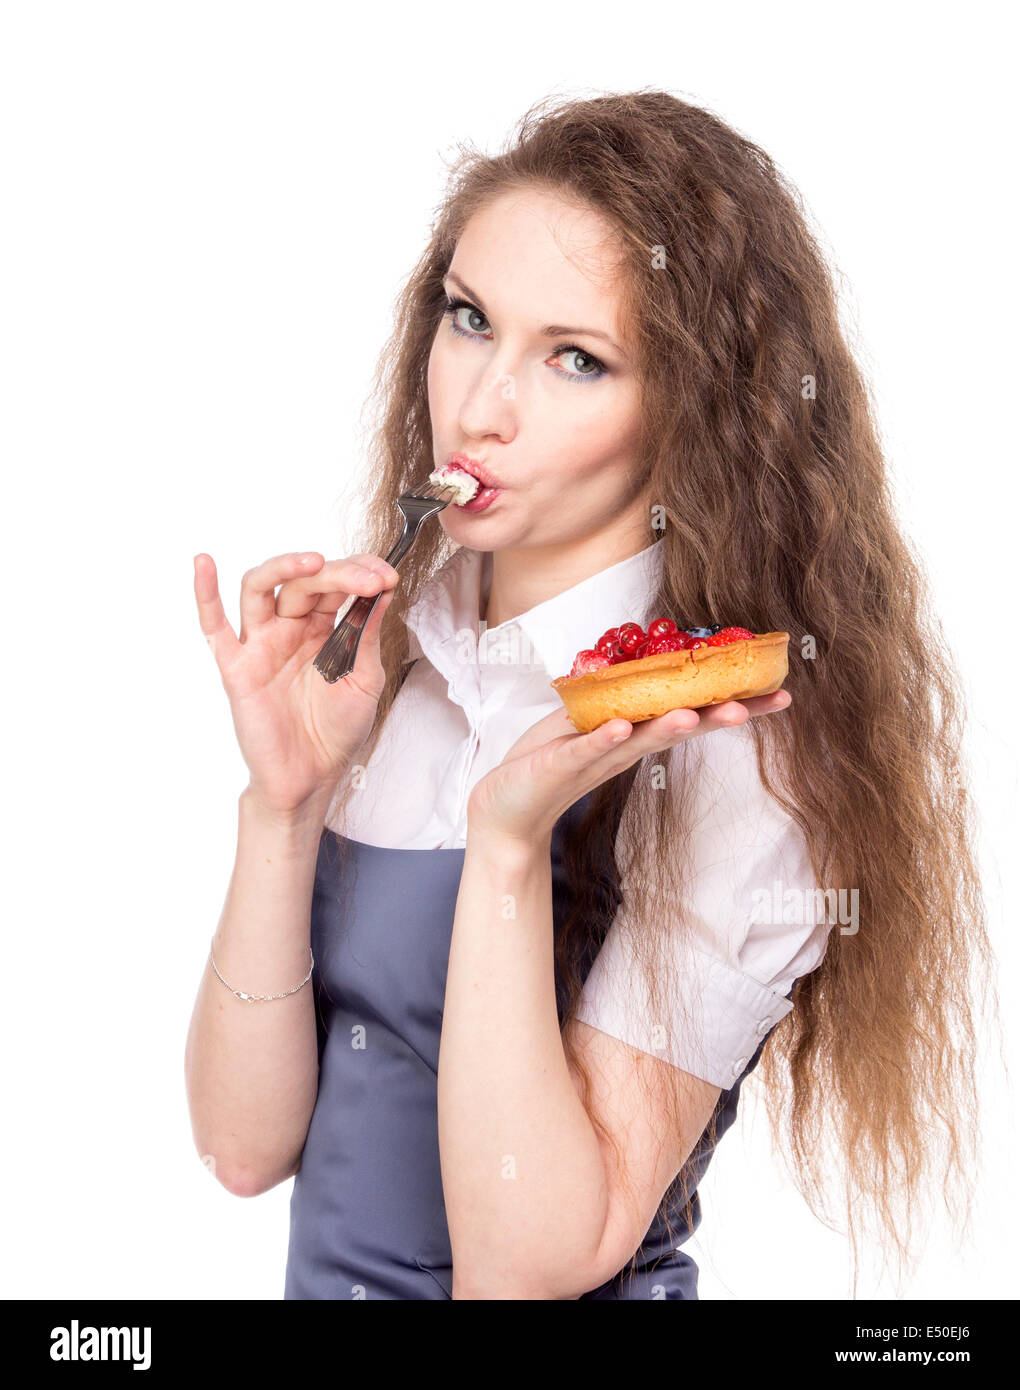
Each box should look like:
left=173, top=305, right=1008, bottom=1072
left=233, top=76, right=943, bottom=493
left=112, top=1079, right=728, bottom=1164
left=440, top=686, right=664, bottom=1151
left=466, top=691, right=792, bottom=845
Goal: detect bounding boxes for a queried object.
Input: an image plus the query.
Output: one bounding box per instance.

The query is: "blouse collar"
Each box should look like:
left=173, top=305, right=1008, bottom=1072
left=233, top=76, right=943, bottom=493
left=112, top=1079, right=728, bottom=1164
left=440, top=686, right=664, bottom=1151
left=403, top=541, right=665, bottom=697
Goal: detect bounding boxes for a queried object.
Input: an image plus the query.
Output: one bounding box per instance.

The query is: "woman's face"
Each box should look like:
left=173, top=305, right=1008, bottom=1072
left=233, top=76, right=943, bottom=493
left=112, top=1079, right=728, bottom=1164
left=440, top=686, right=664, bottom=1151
left=427, top=187, right=648, bottom=552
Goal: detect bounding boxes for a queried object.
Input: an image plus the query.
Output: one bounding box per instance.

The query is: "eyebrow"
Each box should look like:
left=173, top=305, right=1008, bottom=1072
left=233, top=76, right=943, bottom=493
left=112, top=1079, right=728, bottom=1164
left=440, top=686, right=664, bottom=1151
left=443, top=271, right=624, bottom=355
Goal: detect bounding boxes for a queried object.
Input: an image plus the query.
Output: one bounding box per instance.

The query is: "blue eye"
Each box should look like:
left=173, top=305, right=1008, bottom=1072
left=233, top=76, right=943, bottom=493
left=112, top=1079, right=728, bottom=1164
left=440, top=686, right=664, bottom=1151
left=440, top=294, right=608, bottom=384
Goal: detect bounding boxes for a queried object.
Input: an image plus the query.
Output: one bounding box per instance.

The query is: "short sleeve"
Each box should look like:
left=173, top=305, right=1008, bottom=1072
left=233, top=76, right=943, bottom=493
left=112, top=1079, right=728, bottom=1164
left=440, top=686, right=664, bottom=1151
left=573, top=724, right=833, bottom=1090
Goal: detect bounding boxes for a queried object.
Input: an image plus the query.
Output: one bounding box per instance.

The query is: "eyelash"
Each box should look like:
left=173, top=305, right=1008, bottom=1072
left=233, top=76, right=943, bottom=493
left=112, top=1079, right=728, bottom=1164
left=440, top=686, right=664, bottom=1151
left=439, top=294, right=609, bottom=383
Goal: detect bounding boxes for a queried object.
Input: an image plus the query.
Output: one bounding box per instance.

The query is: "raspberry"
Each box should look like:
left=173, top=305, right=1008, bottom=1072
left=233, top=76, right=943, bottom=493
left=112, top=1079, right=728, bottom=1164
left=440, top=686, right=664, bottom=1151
left=644, top=634, right=687, bottom=655
left=706, top=626, right=755, bottom=646
left=569, top=649, right=612, bottom=677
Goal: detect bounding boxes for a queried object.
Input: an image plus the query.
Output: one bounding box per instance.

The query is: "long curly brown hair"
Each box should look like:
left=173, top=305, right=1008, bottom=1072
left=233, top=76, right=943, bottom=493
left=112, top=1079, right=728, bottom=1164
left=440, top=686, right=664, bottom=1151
left=321, top=88, right=1000, bottom=1296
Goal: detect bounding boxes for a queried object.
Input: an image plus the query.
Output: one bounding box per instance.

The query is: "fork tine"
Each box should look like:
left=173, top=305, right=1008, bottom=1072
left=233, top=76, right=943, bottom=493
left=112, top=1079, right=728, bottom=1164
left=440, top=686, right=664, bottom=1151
left=405, top=478, right=468, bottom=502
left=311, top=478, right=463, bottom=683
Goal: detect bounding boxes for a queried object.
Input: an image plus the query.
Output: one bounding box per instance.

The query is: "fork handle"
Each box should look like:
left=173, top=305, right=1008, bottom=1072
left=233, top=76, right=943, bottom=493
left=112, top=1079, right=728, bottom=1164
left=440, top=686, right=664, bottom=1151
left=311, top=520, right=418, bottom=683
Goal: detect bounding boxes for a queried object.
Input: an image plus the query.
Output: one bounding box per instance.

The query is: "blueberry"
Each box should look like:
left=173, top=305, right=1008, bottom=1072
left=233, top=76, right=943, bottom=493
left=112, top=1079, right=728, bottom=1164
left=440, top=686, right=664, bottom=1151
left=685, top=626, right=714, bottom=639
left=707, top=625, right=724, bottom=635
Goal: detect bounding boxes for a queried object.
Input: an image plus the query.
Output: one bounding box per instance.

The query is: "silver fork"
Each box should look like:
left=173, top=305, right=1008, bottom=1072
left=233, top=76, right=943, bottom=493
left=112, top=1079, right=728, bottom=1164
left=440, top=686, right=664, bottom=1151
left=312, top=478, right=464, bottom=683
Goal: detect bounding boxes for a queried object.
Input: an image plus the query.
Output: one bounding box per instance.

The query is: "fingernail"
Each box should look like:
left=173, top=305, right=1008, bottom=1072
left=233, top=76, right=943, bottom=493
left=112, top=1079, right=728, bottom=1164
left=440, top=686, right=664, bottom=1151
left=299, top=553, right=319, bottom=564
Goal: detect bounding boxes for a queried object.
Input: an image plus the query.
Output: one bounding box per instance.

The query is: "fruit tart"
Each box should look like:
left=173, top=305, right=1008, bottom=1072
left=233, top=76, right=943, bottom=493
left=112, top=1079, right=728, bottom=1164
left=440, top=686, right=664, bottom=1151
left=551, top=619, right=790, bottom=733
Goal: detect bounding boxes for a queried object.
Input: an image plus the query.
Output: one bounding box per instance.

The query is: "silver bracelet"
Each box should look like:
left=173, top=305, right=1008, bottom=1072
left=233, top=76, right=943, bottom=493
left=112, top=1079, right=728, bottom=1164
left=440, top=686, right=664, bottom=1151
left=209, top=938, right=314, bottom=1003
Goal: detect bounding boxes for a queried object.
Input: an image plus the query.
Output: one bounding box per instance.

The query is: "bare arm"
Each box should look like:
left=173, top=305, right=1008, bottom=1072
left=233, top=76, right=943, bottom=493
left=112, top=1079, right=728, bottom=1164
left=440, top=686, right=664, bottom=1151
left=186, top=547, right=400, bottom=1196
left=439, top=822, right=726, bottom=1300
left=438, top=826, right=611, bottom=1298
left=184, top=786, right=332, bottom=1197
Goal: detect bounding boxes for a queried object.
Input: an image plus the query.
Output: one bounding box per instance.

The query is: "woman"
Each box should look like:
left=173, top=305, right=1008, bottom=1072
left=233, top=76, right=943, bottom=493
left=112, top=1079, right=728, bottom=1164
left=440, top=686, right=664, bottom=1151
left=185, top=90, right=996, bottom=1300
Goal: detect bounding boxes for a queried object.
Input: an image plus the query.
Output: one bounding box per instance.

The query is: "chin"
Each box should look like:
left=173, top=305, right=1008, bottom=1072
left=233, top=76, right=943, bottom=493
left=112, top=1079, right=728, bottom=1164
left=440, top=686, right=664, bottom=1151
left=441, top=507, right=510, bottom=535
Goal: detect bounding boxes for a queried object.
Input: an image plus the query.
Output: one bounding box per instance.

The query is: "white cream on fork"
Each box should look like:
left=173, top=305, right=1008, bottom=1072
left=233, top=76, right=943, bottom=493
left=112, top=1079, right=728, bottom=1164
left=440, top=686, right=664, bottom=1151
left=428, top=465, right=480, bottom=505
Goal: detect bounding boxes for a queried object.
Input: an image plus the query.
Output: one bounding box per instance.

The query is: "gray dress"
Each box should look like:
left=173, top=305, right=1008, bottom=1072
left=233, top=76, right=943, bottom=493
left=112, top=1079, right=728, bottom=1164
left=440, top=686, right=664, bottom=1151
left=283, top=784, right=791, bottom=1300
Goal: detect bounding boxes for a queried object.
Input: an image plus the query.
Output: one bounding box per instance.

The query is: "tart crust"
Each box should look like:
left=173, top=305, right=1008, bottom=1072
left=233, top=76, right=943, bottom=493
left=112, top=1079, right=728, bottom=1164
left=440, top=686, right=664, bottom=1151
left=550, top=632, right=790, bottom=733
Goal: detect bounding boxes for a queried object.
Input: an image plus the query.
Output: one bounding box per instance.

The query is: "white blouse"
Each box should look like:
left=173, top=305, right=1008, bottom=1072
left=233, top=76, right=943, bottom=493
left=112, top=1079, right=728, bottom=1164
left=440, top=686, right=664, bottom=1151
left=326, top=540, right=832, bottom=1089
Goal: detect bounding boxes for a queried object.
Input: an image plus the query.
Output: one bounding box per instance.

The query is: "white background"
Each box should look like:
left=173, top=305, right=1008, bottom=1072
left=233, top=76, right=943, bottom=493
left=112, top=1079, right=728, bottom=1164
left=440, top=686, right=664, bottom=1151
left=2, top=0, right=1016, bottom=1300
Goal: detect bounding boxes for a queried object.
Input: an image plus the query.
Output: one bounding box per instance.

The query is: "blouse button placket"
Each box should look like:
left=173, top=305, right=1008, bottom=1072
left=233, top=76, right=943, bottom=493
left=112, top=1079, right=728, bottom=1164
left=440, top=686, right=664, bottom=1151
left=455, top=718, right=481, bottom=832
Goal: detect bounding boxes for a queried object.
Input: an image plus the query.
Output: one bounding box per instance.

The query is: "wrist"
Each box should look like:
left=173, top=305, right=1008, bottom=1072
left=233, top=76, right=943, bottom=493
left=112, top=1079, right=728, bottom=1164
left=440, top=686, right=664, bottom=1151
left=465, top=818, right=552, bottom=863
left=239, top=784, right=334, bottom=837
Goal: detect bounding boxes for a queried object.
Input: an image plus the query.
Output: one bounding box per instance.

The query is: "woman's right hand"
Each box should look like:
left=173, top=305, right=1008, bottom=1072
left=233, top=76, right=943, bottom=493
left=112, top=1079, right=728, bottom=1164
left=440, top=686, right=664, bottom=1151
left=193, top=551, right=400, bottom=816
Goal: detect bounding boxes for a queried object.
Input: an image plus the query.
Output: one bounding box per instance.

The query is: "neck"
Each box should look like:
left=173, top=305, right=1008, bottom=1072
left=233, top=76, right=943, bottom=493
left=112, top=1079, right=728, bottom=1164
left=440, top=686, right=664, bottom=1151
left=481, top=519, right=656, bottom=630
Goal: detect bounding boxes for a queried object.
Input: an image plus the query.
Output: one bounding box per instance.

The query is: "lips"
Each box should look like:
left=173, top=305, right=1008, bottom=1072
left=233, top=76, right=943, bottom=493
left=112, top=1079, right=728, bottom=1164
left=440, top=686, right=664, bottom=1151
left=445, top=453, right=503, bottom=491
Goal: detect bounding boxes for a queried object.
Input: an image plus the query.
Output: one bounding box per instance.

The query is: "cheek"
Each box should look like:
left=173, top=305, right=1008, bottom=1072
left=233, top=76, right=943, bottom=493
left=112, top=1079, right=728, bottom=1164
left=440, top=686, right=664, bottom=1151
left=427, top=333, right=468, bottom=424
left=547, top=398, right=641, bottom=479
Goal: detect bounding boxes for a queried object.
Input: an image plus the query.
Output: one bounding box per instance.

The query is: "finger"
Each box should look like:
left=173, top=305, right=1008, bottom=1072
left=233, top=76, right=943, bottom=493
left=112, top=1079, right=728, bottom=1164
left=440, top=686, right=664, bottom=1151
left=563, top=716, right=639, bottom=767
left=688, top=700, right=750, bottom=728
left=275, top=554, right=400, bottom=621
left=237, top=552, right=326, bottom=639
left=592, top=706, right=699, bottom=745
left=649, top=689, right=791, bottom=736
left=642, top=701, right=750, bottom=738
left=739, top=689, right=792, bottom=716
left=571, top=709, right=698, bottom=778
left=193, top=554, right=242, bottom=669
left=555, top=688, right=793, bottom=771
left=236, top=552, right=387, bottom=633
left=679, top=691, right=790, bottom=729
left=578, top=705, right=708, bottom=763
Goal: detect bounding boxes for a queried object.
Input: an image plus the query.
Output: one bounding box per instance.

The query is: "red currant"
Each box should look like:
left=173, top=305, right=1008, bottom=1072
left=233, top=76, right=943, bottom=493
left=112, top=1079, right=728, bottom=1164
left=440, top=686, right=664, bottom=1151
left=617, top=623, right=646, bottom=657
left=646, top=617, right=678, bottom=640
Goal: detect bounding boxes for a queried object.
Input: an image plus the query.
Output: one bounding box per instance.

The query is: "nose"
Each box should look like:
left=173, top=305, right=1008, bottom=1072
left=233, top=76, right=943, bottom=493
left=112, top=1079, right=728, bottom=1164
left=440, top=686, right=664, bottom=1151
left=456, top=356, right=520, bottom=444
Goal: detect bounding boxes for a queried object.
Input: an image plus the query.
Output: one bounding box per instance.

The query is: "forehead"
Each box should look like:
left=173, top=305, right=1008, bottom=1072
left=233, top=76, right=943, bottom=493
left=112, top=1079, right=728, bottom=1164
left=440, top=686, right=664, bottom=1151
left=449, top=188, right=627, bottom=332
